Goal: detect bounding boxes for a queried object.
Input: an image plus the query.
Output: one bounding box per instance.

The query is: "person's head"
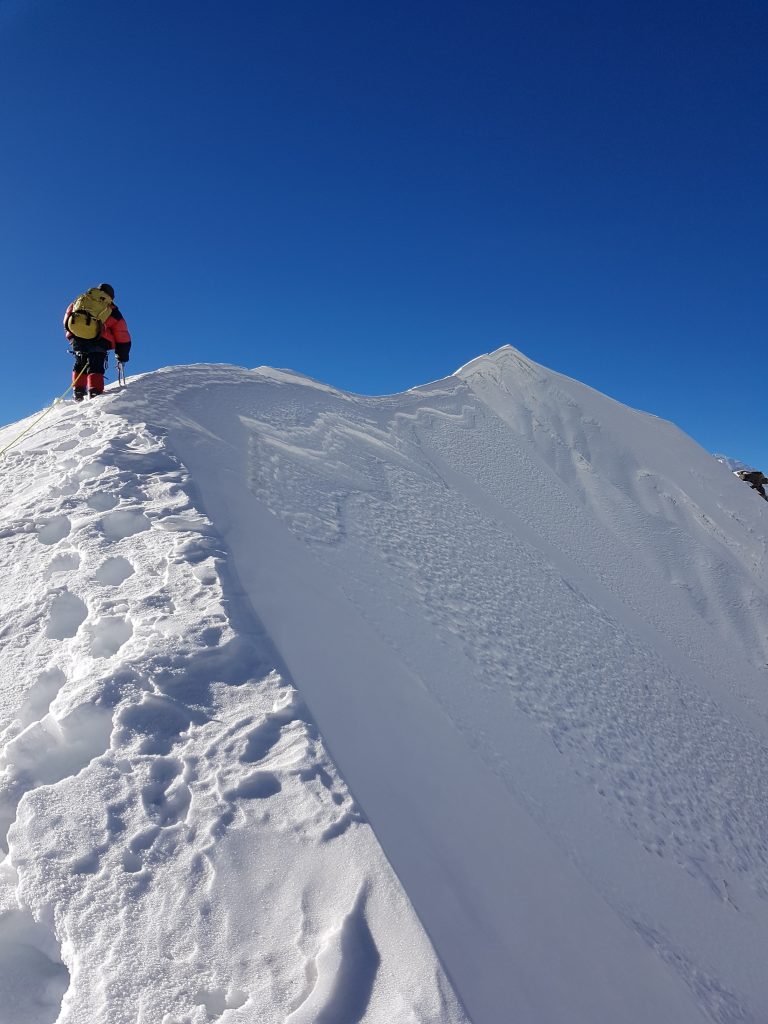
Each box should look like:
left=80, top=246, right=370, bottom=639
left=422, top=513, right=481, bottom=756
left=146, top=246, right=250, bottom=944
left=98, top=283, right=115, bottom=300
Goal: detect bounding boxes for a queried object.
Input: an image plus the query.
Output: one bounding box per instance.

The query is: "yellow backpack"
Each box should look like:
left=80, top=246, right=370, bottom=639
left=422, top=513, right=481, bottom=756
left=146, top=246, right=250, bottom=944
left=67, top=288, right=114, bottom=341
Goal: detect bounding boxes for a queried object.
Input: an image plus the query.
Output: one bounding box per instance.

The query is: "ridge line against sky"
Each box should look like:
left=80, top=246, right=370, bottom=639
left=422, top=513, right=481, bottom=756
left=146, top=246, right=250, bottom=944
left=1, top=0, right=765, bottom=469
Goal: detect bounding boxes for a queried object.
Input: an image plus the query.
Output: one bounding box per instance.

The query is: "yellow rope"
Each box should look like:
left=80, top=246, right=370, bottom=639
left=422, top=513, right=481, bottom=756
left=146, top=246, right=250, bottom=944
left=0, top=366, right=88, bottom=460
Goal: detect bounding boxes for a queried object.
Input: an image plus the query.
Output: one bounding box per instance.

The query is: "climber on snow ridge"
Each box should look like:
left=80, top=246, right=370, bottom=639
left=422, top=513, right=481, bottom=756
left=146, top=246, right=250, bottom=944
left=734, top=469, right=768, bottom=501
left=63, top=283, right=132, bottom=400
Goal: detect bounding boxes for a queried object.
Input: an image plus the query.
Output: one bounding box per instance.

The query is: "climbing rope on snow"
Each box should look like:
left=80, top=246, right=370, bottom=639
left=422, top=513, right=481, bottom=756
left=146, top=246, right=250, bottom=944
left=0, top=366, right=87, bottom=460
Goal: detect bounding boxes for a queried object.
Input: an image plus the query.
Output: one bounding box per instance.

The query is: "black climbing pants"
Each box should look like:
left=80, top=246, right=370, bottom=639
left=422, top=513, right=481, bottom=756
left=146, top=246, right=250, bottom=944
left=72, top=341, right=108, bottom=394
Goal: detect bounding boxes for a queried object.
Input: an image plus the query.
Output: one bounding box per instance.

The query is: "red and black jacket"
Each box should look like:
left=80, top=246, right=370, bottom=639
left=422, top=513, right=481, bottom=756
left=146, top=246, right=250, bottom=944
left=64, top=303, right=132, bottom=362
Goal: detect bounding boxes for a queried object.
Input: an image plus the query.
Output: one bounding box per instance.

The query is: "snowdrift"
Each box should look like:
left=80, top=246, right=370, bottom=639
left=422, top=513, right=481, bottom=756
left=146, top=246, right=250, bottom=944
left=0, top=345, right=767, bottom=1024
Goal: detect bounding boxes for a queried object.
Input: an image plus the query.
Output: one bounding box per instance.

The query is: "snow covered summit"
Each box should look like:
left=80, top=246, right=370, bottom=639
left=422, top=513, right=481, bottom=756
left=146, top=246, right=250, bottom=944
left=1, top=345, right=767, bottom=1024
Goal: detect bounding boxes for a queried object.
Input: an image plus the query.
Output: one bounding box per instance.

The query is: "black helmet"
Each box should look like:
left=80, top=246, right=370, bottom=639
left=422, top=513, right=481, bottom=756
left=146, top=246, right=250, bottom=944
left=98, top=283, right=115, bottom=299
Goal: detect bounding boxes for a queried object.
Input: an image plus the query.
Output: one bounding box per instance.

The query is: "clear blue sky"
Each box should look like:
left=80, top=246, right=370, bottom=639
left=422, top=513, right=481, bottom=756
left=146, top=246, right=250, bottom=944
left=2, top=0, right=766, bottom=468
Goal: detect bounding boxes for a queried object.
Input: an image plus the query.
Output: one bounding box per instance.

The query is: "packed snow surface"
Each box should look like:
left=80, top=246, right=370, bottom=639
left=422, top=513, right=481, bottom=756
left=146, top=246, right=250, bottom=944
left=0, top=344, right=767, bottom=1024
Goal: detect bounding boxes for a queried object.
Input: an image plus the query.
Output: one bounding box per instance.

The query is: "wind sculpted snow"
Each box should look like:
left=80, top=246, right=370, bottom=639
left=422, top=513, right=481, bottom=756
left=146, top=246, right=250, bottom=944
left=0, top=395, right=465, bottom=1024
left=0, top=345, right=767, bottom=1023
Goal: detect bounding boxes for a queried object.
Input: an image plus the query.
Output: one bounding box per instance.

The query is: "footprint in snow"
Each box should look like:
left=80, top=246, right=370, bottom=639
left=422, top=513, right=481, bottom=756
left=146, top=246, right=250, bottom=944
left=70, top=848, right=102, bottom=875
left=11, top=667, right=66, bottom=731
left=114, top=694, right=196, bottom=756
left=45, top=590, right=88, bottom=640
left=86, top=492, right=119, bottom=512
left=198, top=625, right=223, bottom=648
left=68, top=460, right=108, bottom=485
left=141, top=758, right=191, bottom=827
left=224, top=770, right=282, bottom=801
left=86, top=616, right=133, bottom=658
left=37, top=515, right=71, bottom=545
left=122, top=826, right=161, bottom=872
left=44, top=551, right=81, bottom=578
left=100, top=508, right=151, bottom=540
left=93, top=556, right=135, bottom=586
left=238, top=691, right=305, bottom=764
left=239, top=718, right=287, bottom=764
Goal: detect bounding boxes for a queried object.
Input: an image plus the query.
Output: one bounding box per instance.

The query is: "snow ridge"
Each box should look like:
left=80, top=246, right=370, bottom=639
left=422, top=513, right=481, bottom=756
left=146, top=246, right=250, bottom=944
left=0, top=393, right=464, bottom=1023
left=1, top=347, right=768, bottom=1023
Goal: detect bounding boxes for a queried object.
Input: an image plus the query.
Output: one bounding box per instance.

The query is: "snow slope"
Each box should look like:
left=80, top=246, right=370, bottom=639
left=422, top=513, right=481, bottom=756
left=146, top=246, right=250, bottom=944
left=1, top=344, right=767, bottom=1023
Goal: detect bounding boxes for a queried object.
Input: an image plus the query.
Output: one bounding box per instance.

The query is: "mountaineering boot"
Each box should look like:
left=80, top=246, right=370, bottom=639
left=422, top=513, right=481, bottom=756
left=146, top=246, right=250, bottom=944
left=73, top=388, right=86, bottom=402
left=89, top=389, right=102, bottom=398
left=87, top=370, right=105, bottom=396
